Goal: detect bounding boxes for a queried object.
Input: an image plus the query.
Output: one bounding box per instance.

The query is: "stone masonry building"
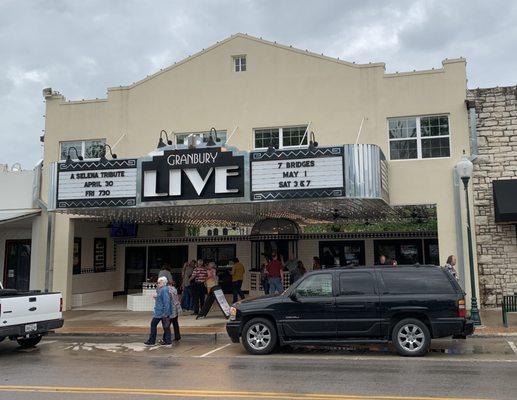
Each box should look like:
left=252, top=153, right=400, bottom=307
left=468, top=86, right=517, bottom=307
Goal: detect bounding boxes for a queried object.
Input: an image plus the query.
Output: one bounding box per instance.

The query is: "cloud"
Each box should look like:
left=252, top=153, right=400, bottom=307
left=0, top=0, right=516, bottom=167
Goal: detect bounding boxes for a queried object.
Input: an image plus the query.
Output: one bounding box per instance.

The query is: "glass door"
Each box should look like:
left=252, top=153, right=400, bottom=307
left=319, top=241, right=365, bottom=267
left=124, top=247, right=147, bottom=293
left=3, top=240, right=31, bottom=291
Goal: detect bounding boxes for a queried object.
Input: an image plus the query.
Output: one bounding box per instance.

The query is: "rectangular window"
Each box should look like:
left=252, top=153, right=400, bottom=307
left=60, top=139, right=106, bottom=161
left=380, top=270, right=455, bottom=294
left=339, top=272, right=376, bottom=295
left=175, top=130, right=227, bottom=146
left=253, top=125, right=308, bottom=150
left=233, top=56, right=246, bottom=72
left=388, top=115, right=450, bottom=160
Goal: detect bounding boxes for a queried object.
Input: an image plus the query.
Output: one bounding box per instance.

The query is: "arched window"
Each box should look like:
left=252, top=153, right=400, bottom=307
left=207, top=229, right=212, bottom=236
left=213, top=228, right=219, bottom=236
left=222, top=228, right=229, bottom=236
left=251, top=218, right=300, bottom=235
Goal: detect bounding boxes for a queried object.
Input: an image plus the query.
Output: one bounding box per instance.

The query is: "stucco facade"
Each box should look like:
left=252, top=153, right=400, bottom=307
left=37, top=34, right=476, bottom=309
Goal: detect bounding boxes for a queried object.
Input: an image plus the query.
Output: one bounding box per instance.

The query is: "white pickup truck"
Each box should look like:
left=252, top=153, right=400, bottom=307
left=0, top=282, right=63, bottom=348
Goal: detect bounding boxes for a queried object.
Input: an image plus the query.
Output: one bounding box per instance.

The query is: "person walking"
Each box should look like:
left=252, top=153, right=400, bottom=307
left=158, top=264, right=173, bottom=284
left=266, top=253, right=284, bottom=294
left=167, top=279, right=182, bottom=342
left=230, top=257, right=245, bottom=303
left=190, top=259, right=208, bottom=316
left=144, top=276, right=172, bottom=346
left=312, top=256, right=322, bottom=270
left=181, top=261, right=194, bottom=311
left=197, top=262, right=219, bottom=319
left=444, top=255, right=459, bottom=281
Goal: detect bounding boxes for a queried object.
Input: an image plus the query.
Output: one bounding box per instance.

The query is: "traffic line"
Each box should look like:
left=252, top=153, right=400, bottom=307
left=0, top=385, right=490, bottom=400
left=197, top=343, right=232, bottom=357
left=507, top=340, right=517, bottom=355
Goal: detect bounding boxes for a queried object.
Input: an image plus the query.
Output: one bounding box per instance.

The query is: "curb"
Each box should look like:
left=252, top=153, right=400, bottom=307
left=49, top=331, right=229, bottom=341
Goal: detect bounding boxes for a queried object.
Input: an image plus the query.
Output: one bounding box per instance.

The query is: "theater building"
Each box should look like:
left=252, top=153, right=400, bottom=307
left=34, top=34, right=478, bottom=310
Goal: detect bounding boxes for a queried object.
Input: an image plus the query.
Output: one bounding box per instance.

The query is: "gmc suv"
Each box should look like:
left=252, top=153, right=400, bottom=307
left=227, top=265, right=474, bottom=356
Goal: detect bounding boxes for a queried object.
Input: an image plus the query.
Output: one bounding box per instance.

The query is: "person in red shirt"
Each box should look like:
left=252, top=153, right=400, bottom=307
left=266, top=253, right=284, bottom=294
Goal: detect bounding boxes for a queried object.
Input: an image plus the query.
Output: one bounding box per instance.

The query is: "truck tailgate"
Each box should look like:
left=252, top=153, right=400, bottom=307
left=1, top=293, right=62, bottom=326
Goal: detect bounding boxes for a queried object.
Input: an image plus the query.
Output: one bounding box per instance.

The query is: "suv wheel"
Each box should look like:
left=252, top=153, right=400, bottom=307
left=242, top=318, right=277, bottom=355
left=392, top=318, right=430, bottom=357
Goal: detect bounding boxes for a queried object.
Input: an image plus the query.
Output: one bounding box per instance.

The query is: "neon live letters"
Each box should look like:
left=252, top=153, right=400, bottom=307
left=141, top=148, right=245, bottom=201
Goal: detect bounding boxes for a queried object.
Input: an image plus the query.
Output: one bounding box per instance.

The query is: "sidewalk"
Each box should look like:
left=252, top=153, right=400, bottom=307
left=54, top=307, right=517, bottom=338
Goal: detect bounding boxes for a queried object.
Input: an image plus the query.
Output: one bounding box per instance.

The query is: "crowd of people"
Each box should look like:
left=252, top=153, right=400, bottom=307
left=144, top=257, right=246, bottom=346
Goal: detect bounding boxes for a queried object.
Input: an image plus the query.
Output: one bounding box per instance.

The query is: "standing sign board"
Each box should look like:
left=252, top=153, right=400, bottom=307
left=56, top=159, right=137, bottom=208
left=250, top=147, right=345, bottom=201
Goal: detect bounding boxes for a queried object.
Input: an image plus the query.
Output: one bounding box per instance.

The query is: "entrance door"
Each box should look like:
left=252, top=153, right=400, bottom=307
left=281, top=273, right=336, bottom=339
left=125, top=247, right=146, bottom=293
left=319, top=241, right=365, bottom=267
left=3, top=240, right=31, bottom=291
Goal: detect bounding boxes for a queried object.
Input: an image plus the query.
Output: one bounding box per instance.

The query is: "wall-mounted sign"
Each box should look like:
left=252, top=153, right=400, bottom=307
left=56, top=159, right=137, bottom=208
left=250, top=147, right=344, bottom=201
left=141, top=147, right=245, bottom=202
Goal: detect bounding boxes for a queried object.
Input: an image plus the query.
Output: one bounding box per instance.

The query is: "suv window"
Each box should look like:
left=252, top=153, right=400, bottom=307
left=296, top=274, right=333, bottom=297
left=339, top=272, right=376, bottom=295
left=380, top=269, right=455, bottom=294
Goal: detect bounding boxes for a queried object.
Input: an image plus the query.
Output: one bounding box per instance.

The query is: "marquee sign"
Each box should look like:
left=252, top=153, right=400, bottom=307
left=56, top=159, right=137, bottom=208
left=250, top=147, right=345, bottom=201
left=141, top=147, right=245, bottom=202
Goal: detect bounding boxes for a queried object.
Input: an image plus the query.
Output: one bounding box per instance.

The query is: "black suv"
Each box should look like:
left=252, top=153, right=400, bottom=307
left=227, top=266, right=474, bottom=356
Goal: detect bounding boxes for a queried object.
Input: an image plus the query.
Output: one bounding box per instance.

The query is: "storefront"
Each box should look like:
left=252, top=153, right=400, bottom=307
left=37, top=33, right=477, bottom=310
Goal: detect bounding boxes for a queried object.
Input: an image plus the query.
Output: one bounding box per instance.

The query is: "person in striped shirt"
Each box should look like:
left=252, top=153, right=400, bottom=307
left=190, top=259, right=208, bottom=316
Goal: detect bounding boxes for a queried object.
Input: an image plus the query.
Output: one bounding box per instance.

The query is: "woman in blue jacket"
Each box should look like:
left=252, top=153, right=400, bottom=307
left=144, top=276, right=173, bottom=345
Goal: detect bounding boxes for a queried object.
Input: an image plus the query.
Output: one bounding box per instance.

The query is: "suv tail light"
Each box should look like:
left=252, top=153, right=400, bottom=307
left=458, top=298, right=466, bottom=318
left=60, top=297, right=63, bottom=312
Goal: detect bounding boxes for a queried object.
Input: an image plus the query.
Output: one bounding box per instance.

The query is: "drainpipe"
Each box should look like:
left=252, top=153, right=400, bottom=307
left=31, top=160, right=56, bottom=292
left=454, top=100, right=479, bottom=292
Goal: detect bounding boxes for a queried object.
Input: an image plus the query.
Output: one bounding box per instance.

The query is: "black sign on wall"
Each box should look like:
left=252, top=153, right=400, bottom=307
left=141, top=147, right=245, bottom=202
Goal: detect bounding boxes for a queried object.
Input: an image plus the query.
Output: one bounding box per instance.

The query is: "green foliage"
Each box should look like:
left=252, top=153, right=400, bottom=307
left=304, top=219, right=437, bottom=233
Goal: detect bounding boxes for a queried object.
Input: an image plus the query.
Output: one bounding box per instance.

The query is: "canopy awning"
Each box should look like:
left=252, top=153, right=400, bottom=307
left=0, top=209, right=41, bottom=225
left=493, top=179, right=517, bottom=223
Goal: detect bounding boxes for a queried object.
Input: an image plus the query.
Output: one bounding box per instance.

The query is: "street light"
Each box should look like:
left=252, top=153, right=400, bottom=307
left=456, top=151, right=482, bottom=326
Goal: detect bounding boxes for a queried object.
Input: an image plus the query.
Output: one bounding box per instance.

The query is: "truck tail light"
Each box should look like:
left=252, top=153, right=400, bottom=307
left=60, top=297, right=63, bottom=312
left=458, top=298, right=466, bottom=318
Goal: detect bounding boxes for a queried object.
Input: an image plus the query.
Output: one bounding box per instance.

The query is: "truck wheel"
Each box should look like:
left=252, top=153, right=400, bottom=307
left=392, top=318, right=430, bottom=357
left=242, top=318, right=277, bottom=355
left=17, top=335, right=42, bottom=348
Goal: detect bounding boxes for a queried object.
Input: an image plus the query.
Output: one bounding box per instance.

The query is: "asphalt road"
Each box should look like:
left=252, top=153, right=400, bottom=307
left=0, top=335, right=516, bottom=400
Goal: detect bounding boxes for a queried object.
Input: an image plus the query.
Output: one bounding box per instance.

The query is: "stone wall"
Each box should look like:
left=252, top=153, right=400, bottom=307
left=467, top=86, right=517, bottom=307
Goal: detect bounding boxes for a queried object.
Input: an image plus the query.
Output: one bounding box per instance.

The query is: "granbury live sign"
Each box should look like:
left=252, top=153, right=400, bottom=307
left=141, top=147, right=245, bottom=202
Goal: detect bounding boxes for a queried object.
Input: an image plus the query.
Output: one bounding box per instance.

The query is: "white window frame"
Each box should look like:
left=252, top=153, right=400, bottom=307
left=253, top=125, right=309, bottom=150
left=175, top=130, right=228, bottom=146
left=387, top=115, right=451, bottom=161
left=233, top=55, right=246, bottom=72
left=59, top=138, right=106, bottom=161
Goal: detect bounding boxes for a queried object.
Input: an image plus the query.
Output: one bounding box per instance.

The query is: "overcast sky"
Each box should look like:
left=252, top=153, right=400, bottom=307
left=1, top=0, right=516, bottom=168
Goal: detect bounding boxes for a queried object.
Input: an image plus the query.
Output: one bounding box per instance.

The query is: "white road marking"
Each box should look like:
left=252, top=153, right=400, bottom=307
left=507, top=340, right=517, bottom=355
left=197, top=343, right=232, bottom=358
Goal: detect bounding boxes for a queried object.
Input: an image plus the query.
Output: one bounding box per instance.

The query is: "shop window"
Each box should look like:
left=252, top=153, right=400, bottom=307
left=339, top=272, right=376, bottom=295
left=59, top=139, right=106, bottom=161
left=319, top=241, right=365, bottom=267
left=197, top=244, right=236, bottom=266
left=253, top=125, right=308, bottom=150
left=424, top=239, right=440, bottom=265
left=147, top=245, right=188, bottom=281
left=374, top=239, right=423, bottom=265
left=233, top=55, right=246, bottom=72
left=175, top=130, right=227, bottom=146
left=388, top=115, right=450, bottom=160
left=73, top=238, right=82, bottom=275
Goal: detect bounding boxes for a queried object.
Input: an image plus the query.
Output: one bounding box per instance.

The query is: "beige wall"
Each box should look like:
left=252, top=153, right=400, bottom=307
left=40, top=34, right=474, bottom=307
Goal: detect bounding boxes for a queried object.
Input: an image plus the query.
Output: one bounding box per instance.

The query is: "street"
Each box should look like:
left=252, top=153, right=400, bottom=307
left=0, top=335, right=516, bottom=399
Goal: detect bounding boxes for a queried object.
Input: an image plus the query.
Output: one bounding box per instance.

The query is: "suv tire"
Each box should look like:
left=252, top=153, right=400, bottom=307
left=16, top=335, right=42, bottom=348
left=242, top=317, right=277, bottom=355
left=392, top=318, right=430, bottom=357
